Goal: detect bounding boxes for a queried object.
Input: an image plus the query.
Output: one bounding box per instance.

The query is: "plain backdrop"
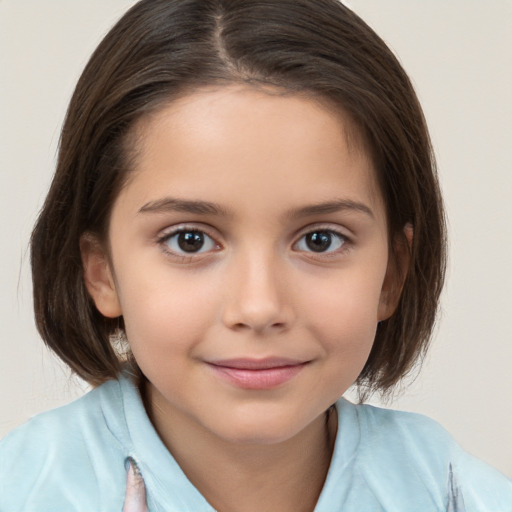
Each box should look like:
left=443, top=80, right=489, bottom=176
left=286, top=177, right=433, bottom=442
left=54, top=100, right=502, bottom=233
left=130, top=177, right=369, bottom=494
left=0, top=0, right=511, bottom=478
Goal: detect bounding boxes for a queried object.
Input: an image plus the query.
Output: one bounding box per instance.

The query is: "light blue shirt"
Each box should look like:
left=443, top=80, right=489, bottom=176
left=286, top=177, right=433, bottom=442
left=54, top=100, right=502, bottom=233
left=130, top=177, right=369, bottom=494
left=1, top=373, right=511, bottom=511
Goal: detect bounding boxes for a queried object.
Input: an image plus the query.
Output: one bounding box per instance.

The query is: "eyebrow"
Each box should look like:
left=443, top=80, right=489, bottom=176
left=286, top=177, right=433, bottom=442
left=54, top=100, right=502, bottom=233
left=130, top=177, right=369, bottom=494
left=286, top=199, right=374, bottom=219
left=138, top=196, right=374, bottom=219
left=138, top=197, right=231, bottom=216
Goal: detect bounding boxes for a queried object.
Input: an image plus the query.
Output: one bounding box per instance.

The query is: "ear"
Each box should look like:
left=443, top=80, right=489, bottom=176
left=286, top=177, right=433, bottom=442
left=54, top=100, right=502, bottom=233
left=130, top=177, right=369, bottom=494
left=378, top=223, right=413, bottom=321
left=80, top=233, right=122, bottom=318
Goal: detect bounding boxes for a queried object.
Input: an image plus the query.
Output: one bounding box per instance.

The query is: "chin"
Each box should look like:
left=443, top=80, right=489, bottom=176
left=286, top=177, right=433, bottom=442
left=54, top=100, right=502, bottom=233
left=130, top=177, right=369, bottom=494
left=204, top=406, right=316, bottom=446
left=216, top=423, right=301, bottom=446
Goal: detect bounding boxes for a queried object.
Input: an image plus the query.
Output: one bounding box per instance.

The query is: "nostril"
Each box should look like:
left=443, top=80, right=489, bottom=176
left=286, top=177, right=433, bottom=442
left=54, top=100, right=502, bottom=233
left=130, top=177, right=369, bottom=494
left=230, top=320, right=286, bottom=332
left=221, top=284, right=293, bottom=332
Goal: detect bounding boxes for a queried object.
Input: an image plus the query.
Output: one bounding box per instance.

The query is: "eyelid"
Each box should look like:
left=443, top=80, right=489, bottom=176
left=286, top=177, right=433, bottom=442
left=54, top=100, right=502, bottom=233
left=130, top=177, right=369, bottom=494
left=157, top=222, right=220, bottom=239
left=154, top=222, right=354, bottom=262
left=156, top=223, right=222, bottom=259
left=293, top=223, right=353, bottom=241
left=291, top=223, right=353, bottom=256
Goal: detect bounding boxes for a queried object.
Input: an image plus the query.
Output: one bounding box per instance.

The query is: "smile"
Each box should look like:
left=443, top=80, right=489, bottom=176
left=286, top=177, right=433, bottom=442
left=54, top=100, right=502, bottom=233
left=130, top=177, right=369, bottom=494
left=206, top=358, right=309, bottom=390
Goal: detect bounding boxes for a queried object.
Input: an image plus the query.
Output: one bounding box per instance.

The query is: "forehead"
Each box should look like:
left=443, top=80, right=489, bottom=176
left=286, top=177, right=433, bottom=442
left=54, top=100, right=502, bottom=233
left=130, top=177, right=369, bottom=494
left=117, top=86, right=385, bottom=223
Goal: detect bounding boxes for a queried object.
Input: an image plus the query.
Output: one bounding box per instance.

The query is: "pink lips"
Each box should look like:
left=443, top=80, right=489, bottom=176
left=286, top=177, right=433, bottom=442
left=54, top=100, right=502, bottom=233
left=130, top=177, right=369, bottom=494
left=206, top=358, right=308, bottom=390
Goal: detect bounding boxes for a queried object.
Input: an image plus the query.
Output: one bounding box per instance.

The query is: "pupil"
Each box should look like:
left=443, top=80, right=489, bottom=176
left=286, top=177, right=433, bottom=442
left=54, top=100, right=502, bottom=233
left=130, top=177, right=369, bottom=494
left=306, top=232, right=331, bottom=252
left=178, top=231, right=204, bottom=252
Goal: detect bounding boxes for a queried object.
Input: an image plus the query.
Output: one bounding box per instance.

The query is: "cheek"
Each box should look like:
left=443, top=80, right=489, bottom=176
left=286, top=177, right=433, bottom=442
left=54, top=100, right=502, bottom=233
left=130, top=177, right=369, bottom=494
left=303, top=276, right=381, bottom=396
left=116, top=267, right=221, bottom=361
left=305, top=261, right=385, bottom=308
left=298, top=267, right=384, bottom=351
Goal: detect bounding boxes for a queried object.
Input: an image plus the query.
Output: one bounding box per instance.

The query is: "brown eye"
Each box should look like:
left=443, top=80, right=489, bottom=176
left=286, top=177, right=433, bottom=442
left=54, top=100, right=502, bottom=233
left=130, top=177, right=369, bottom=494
left=177, top=231, right=205, bottom=252
left=164, top=230, right=216, bottom=254
left=296, top=230, right=346, bottom=253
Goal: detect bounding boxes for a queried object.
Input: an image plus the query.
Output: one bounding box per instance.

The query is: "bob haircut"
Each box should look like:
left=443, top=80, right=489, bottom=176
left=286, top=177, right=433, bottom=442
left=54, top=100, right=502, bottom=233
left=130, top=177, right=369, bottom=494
left=31, top=0, right=446, bottom=397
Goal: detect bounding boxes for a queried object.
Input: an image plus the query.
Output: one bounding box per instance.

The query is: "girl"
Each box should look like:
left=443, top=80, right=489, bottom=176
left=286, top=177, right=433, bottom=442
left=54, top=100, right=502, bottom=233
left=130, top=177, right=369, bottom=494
left=1, top=0, right=511, bottom=510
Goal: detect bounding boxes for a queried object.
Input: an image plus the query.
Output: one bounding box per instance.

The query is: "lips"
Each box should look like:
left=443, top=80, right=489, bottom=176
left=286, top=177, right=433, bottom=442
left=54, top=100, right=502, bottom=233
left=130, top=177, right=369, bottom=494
left=206, top=358, right=309, bottom=390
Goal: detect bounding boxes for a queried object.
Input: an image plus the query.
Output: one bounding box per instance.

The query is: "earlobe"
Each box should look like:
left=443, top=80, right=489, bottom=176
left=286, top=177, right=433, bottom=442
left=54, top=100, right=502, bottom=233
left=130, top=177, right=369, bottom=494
left=378, top=223, right=413, bottom=321
left=80, top=233, right=122, bottom=318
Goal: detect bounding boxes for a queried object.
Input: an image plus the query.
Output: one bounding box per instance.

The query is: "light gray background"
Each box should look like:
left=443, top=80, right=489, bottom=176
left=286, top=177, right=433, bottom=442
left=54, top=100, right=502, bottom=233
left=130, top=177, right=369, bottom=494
left=1, top=0, right=511, bottom=478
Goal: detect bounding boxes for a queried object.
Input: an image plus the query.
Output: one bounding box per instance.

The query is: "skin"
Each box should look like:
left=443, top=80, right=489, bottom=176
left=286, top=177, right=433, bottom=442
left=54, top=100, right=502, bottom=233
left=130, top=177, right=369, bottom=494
left=83, top=86, right=406, bottom=512
left=123, top=459, right=148, bottom=512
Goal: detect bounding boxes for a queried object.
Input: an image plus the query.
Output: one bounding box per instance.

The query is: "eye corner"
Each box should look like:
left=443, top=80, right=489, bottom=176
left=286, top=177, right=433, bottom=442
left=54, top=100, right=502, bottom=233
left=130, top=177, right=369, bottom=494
left=292, top=227, right=351, bottom=256
left=156, top=225, right=222, bottom=261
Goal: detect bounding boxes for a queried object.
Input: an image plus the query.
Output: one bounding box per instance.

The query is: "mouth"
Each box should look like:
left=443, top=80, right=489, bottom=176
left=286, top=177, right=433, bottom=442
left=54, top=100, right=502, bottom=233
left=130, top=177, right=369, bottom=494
left=205, top=358, right=310, bottom=390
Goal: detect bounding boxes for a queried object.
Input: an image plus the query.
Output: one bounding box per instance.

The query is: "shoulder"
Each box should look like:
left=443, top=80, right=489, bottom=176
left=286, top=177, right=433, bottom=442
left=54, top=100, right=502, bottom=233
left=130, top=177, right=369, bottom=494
left=355, top=401, right=456, bottom=453
left=0, top=379, right=129, bottom=511
left=340, top=400, right=512, bottom=510
left=0, top=378, right=123, bottom=454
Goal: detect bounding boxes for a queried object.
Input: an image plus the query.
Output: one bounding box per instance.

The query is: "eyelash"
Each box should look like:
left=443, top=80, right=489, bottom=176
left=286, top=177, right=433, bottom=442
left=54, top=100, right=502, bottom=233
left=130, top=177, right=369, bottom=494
left=157, top=226, right=221, bottom=261
left=293, top=227, right=350, bottom=257
left=156, top=225, right=352, bottom=261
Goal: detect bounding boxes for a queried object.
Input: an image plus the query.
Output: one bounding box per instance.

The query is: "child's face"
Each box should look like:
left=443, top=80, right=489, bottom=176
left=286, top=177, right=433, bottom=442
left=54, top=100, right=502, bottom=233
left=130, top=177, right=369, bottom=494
left=85, top=86, right=397, bottom=445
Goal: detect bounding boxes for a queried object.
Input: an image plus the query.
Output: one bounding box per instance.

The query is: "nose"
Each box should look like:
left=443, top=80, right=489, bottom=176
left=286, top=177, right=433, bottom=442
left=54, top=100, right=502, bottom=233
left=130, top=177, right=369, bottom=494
left=221, top=250, right=294, bottom=334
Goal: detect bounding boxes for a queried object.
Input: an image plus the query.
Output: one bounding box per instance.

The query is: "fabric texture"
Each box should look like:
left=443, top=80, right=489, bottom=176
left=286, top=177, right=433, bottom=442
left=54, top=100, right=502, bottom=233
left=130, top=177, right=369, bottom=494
left=1, top=373, right=511, bottom=511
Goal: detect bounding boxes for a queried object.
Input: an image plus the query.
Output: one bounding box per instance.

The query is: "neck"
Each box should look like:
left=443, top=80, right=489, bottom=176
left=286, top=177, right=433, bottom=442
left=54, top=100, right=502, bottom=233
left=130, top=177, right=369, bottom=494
left=143, top=382, right=337, bottom=512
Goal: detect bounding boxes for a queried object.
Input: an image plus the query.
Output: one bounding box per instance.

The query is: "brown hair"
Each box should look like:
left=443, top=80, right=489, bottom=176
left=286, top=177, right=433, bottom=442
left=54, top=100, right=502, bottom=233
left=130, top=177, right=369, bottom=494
left=31, top=0, right=446, bottom=396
